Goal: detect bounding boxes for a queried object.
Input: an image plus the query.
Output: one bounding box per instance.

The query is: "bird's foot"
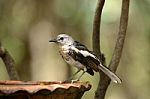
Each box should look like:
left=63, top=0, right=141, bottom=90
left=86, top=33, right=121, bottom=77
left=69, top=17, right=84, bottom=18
left=71, top=79, right=79, bottom=84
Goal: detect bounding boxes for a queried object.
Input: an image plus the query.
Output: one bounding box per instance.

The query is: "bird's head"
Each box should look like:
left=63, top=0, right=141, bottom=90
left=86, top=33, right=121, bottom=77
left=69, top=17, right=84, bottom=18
left=49, top=34, right=74, bottom=46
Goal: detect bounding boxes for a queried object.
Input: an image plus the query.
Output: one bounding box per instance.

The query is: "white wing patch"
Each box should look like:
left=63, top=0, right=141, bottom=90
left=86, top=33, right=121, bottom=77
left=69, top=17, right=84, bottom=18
left=71, top=46, right=97, bottom=59
left=71, top=46, right=79, bottom=52
left=80, top=50, right=95, bottom=58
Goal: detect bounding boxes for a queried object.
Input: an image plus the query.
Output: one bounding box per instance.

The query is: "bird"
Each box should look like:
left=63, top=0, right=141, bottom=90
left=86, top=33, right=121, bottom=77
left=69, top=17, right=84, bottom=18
left=49, top=34, right=122, bottom=84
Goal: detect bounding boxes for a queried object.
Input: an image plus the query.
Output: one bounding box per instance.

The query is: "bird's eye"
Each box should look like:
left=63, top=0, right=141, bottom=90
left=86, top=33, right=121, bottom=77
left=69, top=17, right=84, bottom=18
left=60, top=37, right=64, bottom=40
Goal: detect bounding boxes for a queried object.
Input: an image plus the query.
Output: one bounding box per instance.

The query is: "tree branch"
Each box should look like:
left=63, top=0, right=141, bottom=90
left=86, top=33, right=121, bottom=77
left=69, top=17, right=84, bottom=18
left=92, top=0, right=107, bottom=99
left=0, top=42, right=19, bottom=80
left=92, top=0, right=105, bottom=56
left=109, top=0, right=129, bottom=72
left=93, top=0, right=130, bottom=99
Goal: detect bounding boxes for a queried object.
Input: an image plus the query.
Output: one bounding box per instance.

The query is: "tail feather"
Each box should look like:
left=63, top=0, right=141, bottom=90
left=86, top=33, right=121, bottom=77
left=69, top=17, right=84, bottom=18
left=98, top=64, right=122, bottom=84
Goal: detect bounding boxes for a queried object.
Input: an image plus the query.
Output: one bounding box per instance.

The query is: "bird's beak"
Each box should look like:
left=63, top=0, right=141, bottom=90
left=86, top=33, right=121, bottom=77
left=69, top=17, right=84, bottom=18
left=49, top=39, right=57, bottom=42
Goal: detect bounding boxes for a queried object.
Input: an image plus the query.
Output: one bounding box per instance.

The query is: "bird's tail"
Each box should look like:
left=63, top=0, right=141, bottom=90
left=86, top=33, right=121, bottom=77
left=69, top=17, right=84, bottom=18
left=98, top=64, right=122, bottom=84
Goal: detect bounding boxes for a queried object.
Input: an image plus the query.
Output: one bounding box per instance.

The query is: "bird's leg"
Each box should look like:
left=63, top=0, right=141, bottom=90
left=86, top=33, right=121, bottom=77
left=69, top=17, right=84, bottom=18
left=69, top=69, right=81, bottom=80
left=71, top=70, right=86, bottom=84
left=63, top=69, right=81, bottom=83
left=77, top=69, right=86, bottom=81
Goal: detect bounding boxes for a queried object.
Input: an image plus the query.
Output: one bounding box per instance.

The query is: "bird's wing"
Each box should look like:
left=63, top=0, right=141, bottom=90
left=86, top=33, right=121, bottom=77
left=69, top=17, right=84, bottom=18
left=70, top=43, right=100, bottom=72
left=70, top=43, right=122, bottom=83
left=69, top=49, right=96, bottom=76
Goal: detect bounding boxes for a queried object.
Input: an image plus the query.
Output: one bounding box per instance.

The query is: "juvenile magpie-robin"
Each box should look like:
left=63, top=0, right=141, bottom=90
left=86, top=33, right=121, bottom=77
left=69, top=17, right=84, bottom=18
left=49, top=34, right=121, bottom=83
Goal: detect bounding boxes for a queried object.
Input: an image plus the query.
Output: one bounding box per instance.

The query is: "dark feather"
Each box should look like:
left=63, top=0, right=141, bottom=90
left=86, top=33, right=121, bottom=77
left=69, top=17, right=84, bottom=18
left=69, top=42, right=102, bottom=76
left=68, top=49, right=94, bottom=75
left=73, top=41, right=99, bottom=58
left=73, top=41, right=88, bottom=50
left=86, top=66, right=94, bottom=76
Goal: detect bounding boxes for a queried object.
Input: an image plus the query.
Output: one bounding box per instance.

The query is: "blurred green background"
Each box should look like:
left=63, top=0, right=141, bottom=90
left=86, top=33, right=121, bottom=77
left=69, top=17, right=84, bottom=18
left=0, top=0, right=150, bottom=99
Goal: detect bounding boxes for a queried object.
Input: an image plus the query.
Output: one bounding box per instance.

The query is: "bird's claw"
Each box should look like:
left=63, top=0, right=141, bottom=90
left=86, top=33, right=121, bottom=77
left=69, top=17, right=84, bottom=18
left=71, top=79, right=79, bottom=84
